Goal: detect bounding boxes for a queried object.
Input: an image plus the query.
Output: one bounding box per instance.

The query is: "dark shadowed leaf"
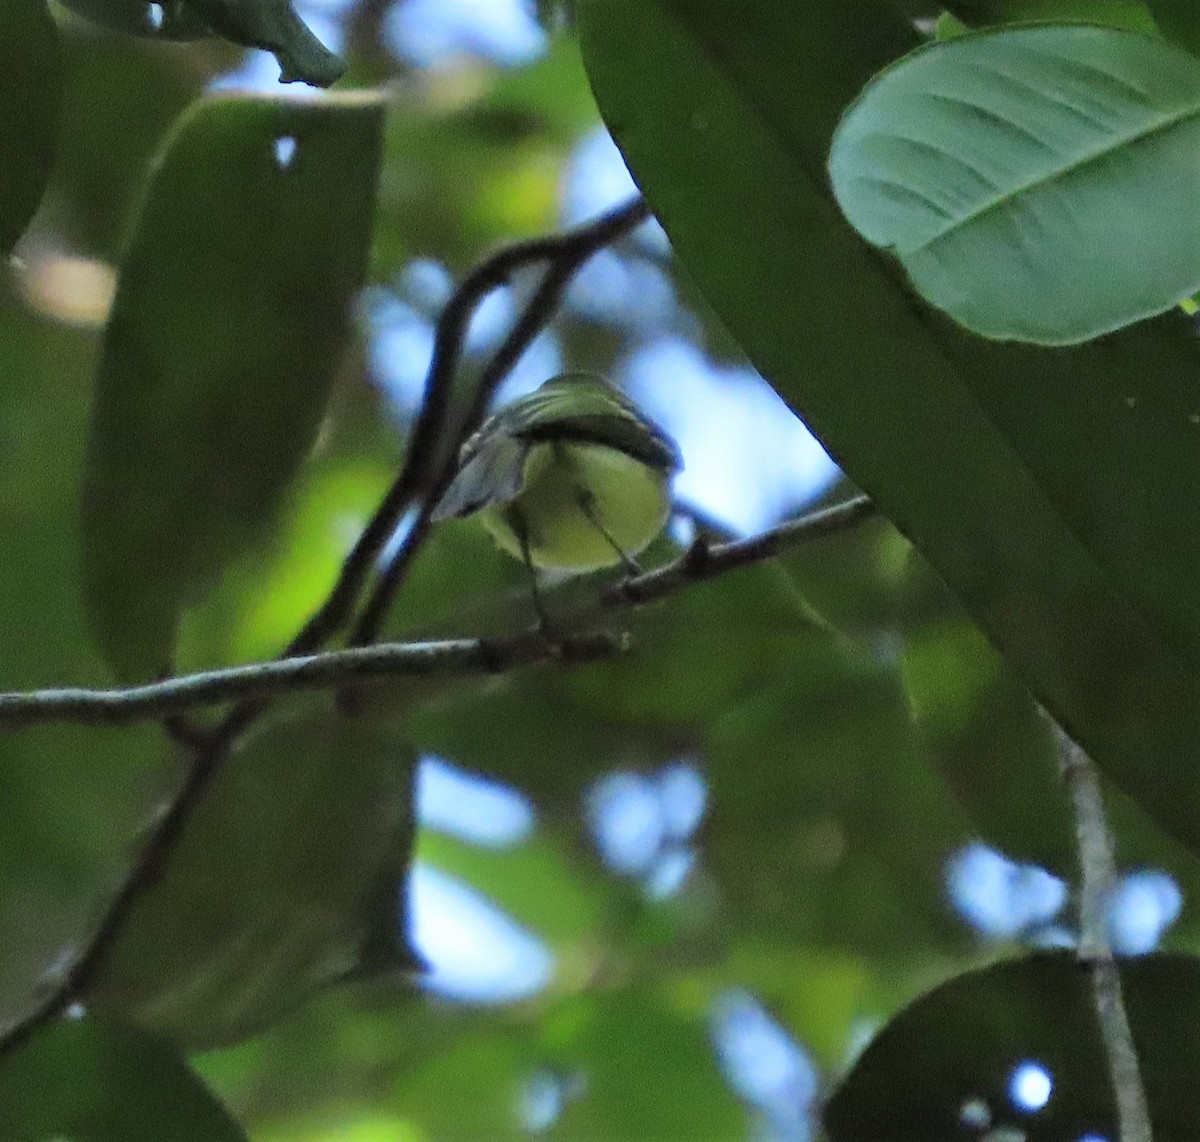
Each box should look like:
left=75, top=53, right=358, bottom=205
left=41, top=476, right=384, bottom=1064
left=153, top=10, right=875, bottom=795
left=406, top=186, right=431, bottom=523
left=1151, top=0, right=1200, bottom=54
left=2, top=0, right=62, bottom=253
left=704, top=651, right=971, bottom=954
left=944, top=0, right=1156, bottom=29
left=58, top=0, right=210, bottom=38
left=84, top=706, right=418, bottom=1049
left=825, top=951, right=1200, bottom=1140
left=81, top=92, right=384, bottom=681
left=577, top=0, right=1200, bottom=860
left=181, top=0, right=346, bottom=87
left=0, top=1016, right=247, bottom=1141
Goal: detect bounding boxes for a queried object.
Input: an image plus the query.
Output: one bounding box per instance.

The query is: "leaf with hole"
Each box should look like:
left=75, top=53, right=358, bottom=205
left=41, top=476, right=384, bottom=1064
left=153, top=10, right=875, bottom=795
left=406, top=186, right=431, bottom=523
left=825, top=951, right=1200, bottom=1139
left=58, top=0, right=209, bottom=38
left=82, top=92, right=383, bottom=682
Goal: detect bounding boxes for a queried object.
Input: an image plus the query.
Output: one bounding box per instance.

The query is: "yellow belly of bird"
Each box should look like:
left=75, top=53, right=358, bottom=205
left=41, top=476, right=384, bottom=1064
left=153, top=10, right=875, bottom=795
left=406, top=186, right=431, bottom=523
left=480, top=441, right=671, bottom=571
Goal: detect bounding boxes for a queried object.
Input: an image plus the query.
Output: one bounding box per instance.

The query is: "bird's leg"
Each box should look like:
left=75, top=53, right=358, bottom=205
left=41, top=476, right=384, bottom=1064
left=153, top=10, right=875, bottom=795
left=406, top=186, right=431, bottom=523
left=573, top=485, right=642, bottom=576
left=507, top=504, right=554, bottom=635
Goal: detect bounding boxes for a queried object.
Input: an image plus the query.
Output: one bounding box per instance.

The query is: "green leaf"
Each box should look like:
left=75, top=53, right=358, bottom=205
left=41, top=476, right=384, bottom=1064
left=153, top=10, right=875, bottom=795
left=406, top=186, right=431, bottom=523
left=704, top=656, right=971, bottom=953
left=828, top=25, right=1200, bottom=344
left=900, top=566, right=1076, bottom=873
left=1150, top=0, right=1200, bottom=55
left=577, top=0, right=1200, bottom=859
left=2, top=0, right=62, bottom=253
left=58, top=0, right=345, bottom=84
left=181, top=0, right=346, bottom=87
left=946, top=0, right=1156, bottom=30
left=84, top=707, right=418, bottom=1049
left=58, top=0, right=209, bottom=38
left=825, top=951, right=1200, bottom=1140
left=0, top=1017, right=247, bottom=1141
left=82, top=92, right=384, bottom=682
left=550, top=993, right=747, bottom=1140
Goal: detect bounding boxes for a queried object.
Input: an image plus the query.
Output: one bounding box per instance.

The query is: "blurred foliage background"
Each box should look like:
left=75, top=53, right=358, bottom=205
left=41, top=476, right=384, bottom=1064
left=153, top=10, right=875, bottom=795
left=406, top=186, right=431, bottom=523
left=3, top=0, right=1199, bottom=1138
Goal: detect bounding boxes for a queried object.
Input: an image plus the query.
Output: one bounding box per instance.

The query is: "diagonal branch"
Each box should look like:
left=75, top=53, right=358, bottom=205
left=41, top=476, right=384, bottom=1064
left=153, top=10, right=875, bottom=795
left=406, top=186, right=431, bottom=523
left=346, top=196, right=652, bottom=648
left=289, top=195, right=650, bottom=660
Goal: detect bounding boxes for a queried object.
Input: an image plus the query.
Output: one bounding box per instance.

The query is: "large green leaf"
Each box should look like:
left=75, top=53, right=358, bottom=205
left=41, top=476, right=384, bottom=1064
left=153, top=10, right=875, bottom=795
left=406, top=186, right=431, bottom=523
left=829, top=25, right=1200, bottom=344
left=0, top=1017, right=247, bottom=1141
left=82, top=92, right=384, bottom=682
left=58, top=0, right=209, bottom=38
left=825, top=951, right=1200, bottom=1139
left=83, top=706, right=418, bottom=1049
left=2, top=0, right=62, bottom=252
left=577, top=0, right=1200, bottom=858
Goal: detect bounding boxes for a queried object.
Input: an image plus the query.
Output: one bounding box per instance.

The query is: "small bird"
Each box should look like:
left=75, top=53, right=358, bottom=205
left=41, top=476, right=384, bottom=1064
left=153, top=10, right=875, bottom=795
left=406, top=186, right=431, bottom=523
left=432, top=373, right=682, bottom=614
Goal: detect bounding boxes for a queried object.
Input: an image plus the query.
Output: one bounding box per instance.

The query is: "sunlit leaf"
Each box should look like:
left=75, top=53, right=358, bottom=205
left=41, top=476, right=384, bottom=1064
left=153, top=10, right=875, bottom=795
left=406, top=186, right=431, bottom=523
left=829, top=25, right=1200, bottom=344
left=0, top=1017, right=247, bottom=1141
left=825, top=951, right=1200, bottom=1140
left=84, top=707, right=418, bottom=1049
left=81, top=92, right=384, bottom=681
left=578, top=0, right=1200, bottom=860
left=3, top=0, right=62, bottom=253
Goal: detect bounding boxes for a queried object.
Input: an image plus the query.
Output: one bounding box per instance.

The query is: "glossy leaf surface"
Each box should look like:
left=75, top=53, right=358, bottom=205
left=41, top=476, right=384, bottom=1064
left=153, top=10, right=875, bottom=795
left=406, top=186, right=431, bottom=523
left=826, top=951, right=1200, bottom=1139
left=577, top=0, right=1200, bottom=859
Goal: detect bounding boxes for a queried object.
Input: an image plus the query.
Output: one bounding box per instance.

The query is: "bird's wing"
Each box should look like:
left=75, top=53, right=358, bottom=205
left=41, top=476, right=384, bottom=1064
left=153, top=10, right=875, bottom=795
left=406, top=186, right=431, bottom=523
left=430, top=433, right=528, bottom=520
left=508, top=375, right=682, bottom=474
left=522, top=411, right=681, bottom=474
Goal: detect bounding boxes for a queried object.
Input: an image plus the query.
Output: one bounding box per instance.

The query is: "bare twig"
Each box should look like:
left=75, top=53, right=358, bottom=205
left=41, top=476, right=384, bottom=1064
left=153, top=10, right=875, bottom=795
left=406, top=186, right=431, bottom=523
left=0, top=633, right=622, bottom=730
left=347, top=196, right=652, bottom=648
left=1056, top=726, right=1152, bottom=1142
left=293, top=196, right=650, bottom=660
left=0, top=491, right=874, bottom=1058
left=0, top=495, right=875, bottom=734
left=183, top=199, right=652, bottom=745
left=0, top=202, right=655, bottom=1060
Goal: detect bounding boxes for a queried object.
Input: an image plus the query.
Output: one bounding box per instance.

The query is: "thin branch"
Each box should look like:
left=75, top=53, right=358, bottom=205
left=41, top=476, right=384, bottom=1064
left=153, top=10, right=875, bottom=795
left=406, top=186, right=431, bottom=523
left=181, top=198, right=652, bottom=747
left=0, top=495, right=876, bottom=733
left=1056, top=726, right=1152, bottom=1142
left=606, top=494, right=877, bottom=610
left=0, top=634, right=623, bottom=730
left=288, top=196, right=650, bottom=661
left=347, top=197, right=652, bottom=648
